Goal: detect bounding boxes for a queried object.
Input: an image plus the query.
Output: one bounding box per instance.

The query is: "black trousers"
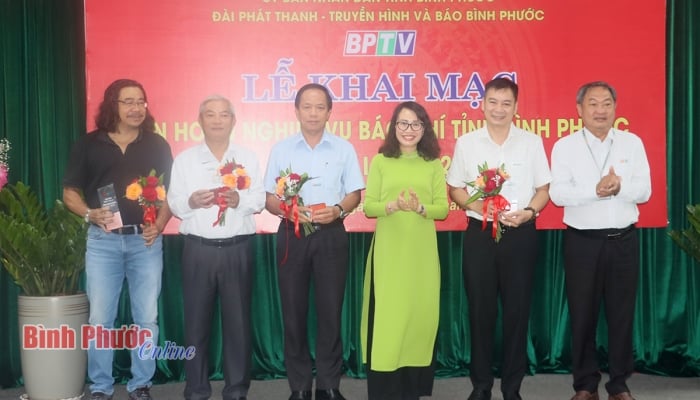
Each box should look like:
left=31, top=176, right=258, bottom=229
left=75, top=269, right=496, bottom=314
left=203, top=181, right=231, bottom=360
left=182, top=235, right=253, bottom=400
left=564, top=226, right=639, bottom=396
left=462, top=218, right=538, bottom=399
left=276, top=220, right=349, bottom=392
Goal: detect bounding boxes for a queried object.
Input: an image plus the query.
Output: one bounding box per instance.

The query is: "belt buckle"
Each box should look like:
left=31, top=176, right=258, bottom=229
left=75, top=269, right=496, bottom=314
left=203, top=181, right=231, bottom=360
left=211, top=238, right=228, bottom=247
left=113, top=225, right=137, bottom=234
left=606, top=226, right=630, bottom=239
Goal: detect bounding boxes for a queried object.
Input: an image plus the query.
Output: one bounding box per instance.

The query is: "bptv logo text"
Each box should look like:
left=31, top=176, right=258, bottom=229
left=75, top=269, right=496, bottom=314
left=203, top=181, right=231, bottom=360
left=344, top=31, right=416, bottom=56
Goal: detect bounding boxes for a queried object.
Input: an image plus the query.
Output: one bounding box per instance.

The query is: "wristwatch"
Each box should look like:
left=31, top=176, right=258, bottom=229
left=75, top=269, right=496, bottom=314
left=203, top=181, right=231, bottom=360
left=524, top=206, right=539, bottom=220
left=335, top=203, right=349, bottom=219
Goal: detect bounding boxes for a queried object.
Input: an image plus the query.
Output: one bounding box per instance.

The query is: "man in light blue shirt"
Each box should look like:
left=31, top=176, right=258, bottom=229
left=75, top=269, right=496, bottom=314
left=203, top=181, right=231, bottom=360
left=264, top=83, right=364, bottom=400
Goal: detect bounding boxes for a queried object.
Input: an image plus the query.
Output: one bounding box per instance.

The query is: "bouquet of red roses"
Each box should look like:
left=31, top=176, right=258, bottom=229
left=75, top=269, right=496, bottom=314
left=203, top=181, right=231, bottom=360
left=0, top=138, right=10, bottom=190
left=275, top=166, right=314, bottom=238
left=465, top=162, right=510, bottom=242
left=212, top=159, right=251, bottom=226
left=125, top=169, right=166, bottom=225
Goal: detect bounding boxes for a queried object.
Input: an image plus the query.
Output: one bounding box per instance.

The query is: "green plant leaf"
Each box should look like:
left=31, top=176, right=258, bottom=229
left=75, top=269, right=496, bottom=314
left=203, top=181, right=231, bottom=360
left=669, top=203, right=700, bottom=264
left=0, top=182, right=87, bottom=296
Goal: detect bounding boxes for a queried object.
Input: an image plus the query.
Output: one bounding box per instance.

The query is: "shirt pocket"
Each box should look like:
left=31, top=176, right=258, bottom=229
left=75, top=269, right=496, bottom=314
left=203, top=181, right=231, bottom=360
left=321, top=159, right=344, bottom=193
left=609, top=156, right=632, bottom=179
left=502, top=159, right=526, bottom=206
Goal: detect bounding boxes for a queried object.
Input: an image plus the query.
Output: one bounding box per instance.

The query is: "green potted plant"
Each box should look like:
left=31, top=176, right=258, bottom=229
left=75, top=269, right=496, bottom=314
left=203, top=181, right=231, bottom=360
left=669, top=203, right=700, bottom=264
left=0, top=181, right=89, bottom=400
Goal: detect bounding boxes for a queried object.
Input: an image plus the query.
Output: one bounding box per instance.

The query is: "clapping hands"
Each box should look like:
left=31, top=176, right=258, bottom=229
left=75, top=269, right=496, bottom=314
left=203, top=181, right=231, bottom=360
left=596, top=166, right=621, bottom=198
left=397, top=189, right=421, bottom=212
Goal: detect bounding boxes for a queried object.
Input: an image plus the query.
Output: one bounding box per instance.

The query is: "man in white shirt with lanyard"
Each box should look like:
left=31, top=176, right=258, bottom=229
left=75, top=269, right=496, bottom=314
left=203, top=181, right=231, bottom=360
left=550, top=81, right=651, bottom=400
left=168, top=95, right=265, bottom=400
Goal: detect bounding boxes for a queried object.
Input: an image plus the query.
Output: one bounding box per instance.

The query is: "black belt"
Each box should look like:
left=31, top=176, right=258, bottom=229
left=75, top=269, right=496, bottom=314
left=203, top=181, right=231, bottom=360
left=567, top=225, right=635, bottom=240
left=281, top=217, right=344, bottom=233
left=186, top=234, right=253, bottom=247
left=110, top=225, right=143, bottom=235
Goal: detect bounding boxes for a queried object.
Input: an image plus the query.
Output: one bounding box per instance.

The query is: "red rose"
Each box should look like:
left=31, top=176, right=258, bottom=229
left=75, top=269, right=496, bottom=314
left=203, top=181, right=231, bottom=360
left=289, top=173, right=301, bottom=181
left=483, top=180, right=496, bottom=193
left=146, top=175, right=159, bottom=187
left=237, top=175, right=248, bottom=189
left=142, top=186, right=158, bottom=202
left=220, top=163, right=235, bottom=175
left=481, top=169, right=499, bottom=192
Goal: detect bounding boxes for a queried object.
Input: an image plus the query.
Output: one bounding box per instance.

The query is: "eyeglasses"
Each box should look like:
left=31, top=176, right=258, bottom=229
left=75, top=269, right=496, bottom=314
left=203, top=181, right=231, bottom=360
left=117, top=100, right=148, bottom=109
left=396, top=121, right=424, bottom=131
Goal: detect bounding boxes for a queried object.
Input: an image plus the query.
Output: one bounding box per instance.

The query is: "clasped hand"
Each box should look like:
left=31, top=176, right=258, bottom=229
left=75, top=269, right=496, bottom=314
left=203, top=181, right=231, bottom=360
left=397, top=189, right=421, bottom=212
left=189, top=188, right=240, bottom=209
left=499, top=209, right=531, bottom=227
left=473, top=201, right=530, bottom=227
left=596, top=166, right=621, bottom=198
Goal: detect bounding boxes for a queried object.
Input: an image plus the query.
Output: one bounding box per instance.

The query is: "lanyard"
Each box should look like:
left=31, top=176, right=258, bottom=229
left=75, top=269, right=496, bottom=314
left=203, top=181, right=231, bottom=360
left=583, top=128, right=613, bottom=176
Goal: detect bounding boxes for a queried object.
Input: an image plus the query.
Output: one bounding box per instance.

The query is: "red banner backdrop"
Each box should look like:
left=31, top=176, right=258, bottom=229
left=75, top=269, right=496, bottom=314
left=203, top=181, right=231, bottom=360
left=84, top=0, right=666, bottom=233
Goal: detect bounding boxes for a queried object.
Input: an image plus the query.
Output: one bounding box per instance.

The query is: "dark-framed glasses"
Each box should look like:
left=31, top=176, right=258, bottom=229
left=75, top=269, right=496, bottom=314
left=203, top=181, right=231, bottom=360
left=396, top=121, right=424, bottom=131
left=117, top=100, right=148, bottom=109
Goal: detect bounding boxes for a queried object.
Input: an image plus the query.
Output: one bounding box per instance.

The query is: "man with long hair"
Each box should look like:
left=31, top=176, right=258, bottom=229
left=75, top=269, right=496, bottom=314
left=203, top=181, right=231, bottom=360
left=63, top=79, right=173, bottom=400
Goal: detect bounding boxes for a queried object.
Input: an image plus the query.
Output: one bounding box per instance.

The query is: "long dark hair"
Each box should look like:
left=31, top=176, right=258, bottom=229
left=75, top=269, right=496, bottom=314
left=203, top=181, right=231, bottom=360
left=95, top=79, right=156, bottom=134
left=378, top=101, right=440, bottom=161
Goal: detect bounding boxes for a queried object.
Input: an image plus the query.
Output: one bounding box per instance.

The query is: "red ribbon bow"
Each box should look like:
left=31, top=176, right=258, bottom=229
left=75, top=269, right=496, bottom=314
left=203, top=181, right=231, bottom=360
left=279, top=197, right=303, bottom=265
left=280, top=197, right=301, bottom=238
left=142, top=205, right=157, bottom=226
left=481, top=194, right=510, bottom=241
left=212, top=187, right=231, bottom=227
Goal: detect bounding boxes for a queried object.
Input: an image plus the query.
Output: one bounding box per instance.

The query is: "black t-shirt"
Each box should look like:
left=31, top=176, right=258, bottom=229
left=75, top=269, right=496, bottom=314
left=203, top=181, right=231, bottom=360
left=63, top=129, right=173, bottom=225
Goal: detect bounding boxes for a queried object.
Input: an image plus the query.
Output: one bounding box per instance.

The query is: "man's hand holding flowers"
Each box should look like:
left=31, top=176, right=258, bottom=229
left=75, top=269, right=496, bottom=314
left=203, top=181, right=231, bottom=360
left=464, top=162, right=510, bottom=242
left=216, top=188, right=241, bottom=209
left=188, top=188, right=240, bottom=213
left=124, top=169, right=167, bottom=246
left=210, top=159, right=250, bottom=226
left=304, top=205, right=336, bottom=225
left=275, top=167, right=316, bottom=237
left=280, top=203, right=313, bottom=224
left=142, top=221, right=162, bottom=247
left=188, top=189, right=216, bottom=210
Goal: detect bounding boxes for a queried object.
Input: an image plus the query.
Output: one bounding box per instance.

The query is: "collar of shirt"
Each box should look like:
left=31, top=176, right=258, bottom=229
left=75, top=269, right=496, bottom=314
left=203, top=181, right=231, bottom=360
left=292, top=131, right=333, bottom=150
left=583, top=127, right=614, bottom=145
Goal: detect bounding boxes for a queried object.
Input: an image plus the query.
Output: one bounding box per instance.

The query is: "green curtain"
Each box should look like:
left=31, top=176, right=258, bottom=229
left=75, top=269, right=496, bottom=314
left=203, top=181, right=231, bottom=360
left=1, top=0, right=699, bottom=389
left=0, top=0, right=87, bottom=388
